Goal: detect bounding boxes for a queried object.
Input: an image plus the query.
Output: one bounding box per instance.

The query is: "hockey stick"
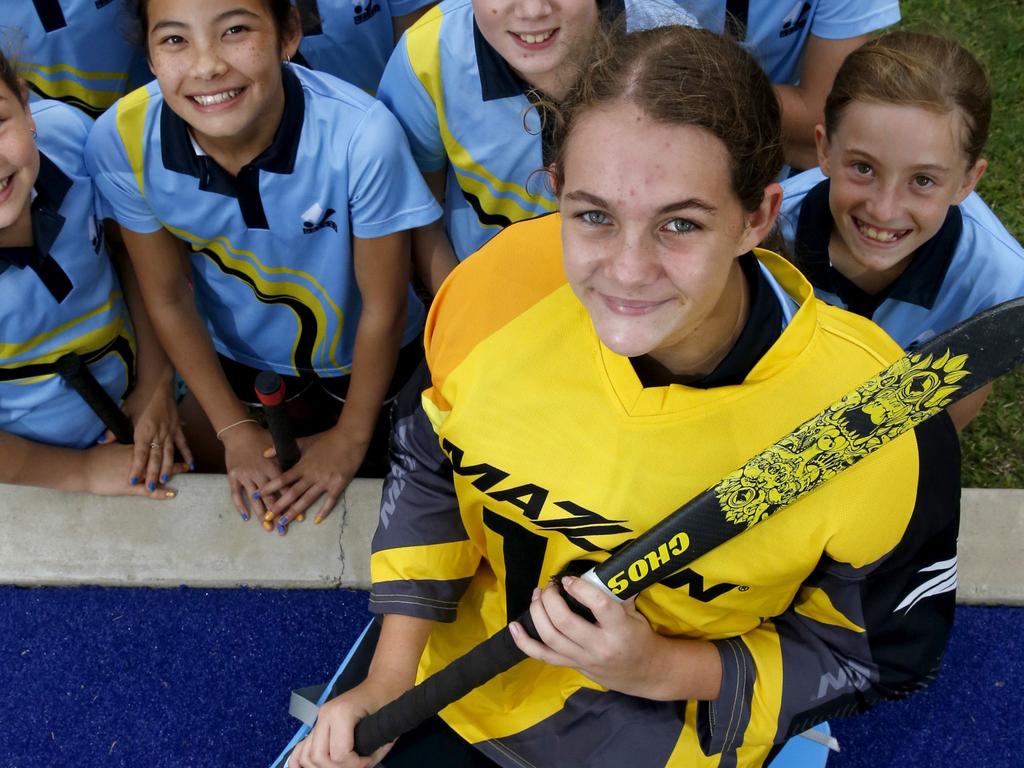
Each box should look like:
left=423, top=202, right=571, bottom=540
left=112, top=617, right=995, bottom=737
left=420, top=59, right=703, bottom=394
left=254, top=371, right=301, bottom=472
left=55, top=352, right=134, bottom=445
left=350, top=297, right=1024, bottom=756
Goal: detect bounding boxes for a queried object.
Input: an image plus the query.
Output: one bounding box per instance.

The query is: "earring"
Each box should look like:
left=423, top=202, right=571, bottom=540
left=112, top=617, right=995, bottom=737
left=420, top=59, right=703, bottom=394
left=32, top=129, right=38, bottom=139
left=283, top=55, right=291, bottom=64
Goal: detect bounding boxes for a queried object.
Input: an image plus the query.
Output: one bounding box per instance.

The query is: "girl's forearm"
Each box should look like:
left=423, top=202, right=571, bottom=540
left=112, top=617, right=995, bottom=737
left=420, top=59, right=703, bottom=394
left=146, top=293, right=249, bottom=430
left=0, top=432, right=92, bottom=492
left=119, top=227, right=249, bottom=430
left=106, top=226, right=173, bottom=397
left=646, top=636, right=723, bottom=702
left=362, top=613, right=435, bottom=703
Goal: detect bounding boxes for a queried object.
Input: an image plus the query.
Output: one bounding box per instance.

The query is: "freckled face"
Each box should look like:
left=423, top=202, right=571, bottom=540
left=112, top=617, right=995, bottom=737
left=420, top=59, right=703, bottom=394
left=818, top=101, right=985, bottom=290
left=0, top=82, right=38, bottom=247
left=559, top=101, right=771, bottom=376
left=472, top=0, right=599, bottom=98
left=145, top=0, right=300, bottom=150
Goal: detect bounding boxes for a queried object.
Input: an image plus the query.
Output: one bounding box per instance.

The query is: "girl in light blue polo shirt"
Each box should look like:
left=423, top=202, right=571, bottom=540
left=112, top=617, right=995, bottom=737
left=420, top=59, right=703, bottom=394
left=0, top=51, right=188, bottom=498
left=778, top=31, right=1024, bottom=430
left=9, top=0, right=152, bottom=119
left=377, top=0, right=697, bottom=292
left=294, top=0, right=436, bottom=93
left=86, top=0, right=441, bottom=529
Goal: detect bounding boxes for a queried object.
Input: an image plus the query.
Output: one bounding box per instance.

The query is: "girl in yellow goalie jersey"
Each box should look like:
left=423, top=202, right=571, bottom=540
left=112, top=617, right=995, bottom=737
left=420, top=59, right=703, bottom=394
left=288, top=25, right=961, bottom=768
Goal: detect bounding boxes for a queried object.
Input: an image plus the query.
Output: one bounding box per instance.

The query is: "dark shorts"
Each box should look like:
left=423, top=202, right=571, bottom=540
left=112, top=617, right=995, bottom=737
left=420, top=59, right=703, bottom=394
left=218, top=339, right=423, bottom=477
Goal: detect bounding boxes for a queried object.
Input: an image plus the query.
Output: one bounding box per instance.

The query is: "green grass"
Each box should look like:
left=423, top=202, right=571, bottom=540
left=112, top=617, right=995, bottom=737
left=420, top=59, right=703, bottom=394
left=897, top=0, right=1024, bottom=487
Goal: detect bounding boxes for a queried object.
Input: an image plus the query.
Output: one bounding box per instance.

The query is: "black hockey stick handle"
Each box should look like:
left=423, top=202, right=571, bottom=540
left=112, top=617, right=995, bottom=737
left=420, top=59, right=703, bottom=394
left=55, top=352, right=134, bottom=444
left=353, top=614, right=533, bottom=756
left=351, top=297, right=1024, bottom=757
left=254, top=371, right=301, bottom=472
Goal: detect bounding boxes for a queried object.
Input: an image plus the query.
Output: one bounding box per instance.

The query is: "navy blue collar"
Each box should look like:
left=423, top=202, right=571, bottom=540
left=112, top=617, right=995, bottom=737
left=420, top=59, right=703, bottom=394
left=159, top=65, right=304, bottom=228
left=473, top=0, right=626, bottom=102
left=794, top=177, right=963, bottom=318
left=160, top=65, right=305, bottom=189
left=0, top=151, right=74, bottom=301
left=632, top=252, right=782, bottom=389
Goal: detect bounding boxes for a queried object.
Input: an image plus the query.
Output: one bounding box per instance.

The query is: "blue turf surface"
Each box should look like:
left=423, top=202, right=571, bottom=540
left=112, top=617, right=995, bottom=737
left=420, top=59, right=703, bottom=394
left=1, top=586, right=1019, bottom=767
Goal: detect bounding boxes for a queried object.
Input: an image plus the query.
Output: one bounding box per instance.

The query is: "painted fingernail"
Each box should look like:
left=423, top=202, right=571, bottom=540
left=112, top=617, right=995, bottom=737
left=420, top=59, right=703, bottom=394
left=252, top=491, right=262, bottom=501
left=276, top=522, right=288, bottom=535
left=262, top=520, right=274, bottom=531
left=147, top=481, right=156, bottom=492
left=240, top=510, right=250, bottom=521
left=160, top=474, right=169, bottom=483
left=314, top=515, right=323, bottom=525
left=296, top=513, right=305, bottom=523
left=129, top=475, right=138, bottom=485
left=263, top=510, right=274, bottom=522
left=188, top=461, right=196, bottom=471
left=165, top=491, right=176, bottom=499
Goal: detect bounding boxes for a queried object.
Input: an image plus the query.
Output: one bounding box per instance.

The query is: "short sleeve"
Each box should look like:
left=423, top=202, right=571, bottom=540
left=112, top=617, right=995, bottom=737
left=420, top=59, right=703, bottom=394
left=809, top=0, right=901, bottom=40
left=376, top=39, right=447, bottom=173
left=347, top=100, right=443, bottom=239
left=84, top=107, right=163, bottom=234
left=370, top=361, right=477, bottom=622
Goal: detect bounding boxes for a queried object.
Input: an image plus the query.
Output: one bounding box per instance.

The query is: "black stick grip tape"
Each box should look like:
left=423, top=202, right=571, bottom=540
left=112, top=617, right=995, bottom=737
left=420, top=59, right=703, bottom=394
left=353, top=620, right=530, bottom=756
left=254, top=371, right=301, bottom=471
left=56, top=352, right=134, bottom=444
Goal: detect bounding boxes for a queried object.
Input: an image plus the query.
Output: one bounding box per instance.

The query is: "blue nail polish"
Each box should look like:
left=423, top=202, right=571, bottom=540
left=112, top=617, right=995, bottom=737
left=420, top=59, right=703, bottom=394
left=188, top=462, right=196, bottom=471
left=130, top=475, right=138, bottom=485
left=276, top=522, right=287, bottom=534
left=252, top=491, right=262, bottom=501
left=148, top=481, right=156, bottom=492
left=160, top=474, right=169, bottom=483
left=241, top=511, right=250, bottom=521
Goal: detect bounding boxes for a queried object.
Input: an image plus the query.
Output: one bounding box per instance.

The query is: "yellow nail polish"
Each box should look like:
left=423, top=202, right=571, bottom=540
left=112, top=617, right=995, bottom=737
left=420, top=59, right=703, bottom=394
left=165, top=491, right=176, bottom=499
left=314, top=516, right=322, bottom=525
left=263, top=511, right=274, bottom=522
left=296, top=513, right=305, bottom=523
left=262, top=520, right=273, bottom=531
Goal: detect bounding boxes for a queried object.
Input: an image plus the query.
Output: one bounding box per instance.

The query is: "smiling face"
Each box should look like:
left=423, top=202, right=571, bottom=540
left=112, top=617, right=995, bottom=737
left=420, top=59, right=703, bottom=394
left=472, top=0, right=599, bottom=99
left=817, top=100, right=986, bottom=293
left=558, top=100, right=780, bottom=379
left=0, top=80, right=38, bottom=248
left=145, top=0, right=300, bottom=161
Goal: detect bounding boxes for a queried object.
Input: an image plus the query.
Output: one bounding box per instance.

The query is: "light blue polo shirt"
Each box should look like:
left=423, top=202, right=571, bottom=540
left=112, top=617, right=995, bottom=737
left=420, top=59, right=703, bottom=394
left=86, top=64, right=441, bottom=378
left=676, top=0, right=900, bottom=84
left=377, top=0, right=697, bottom=261
left=11, top=0, right=151, bottom=118
left=779, top=167, right=1024, bottom=349
left=0, top=100, right=134, bottom=448
left=295, top=0, right=436, bottom=93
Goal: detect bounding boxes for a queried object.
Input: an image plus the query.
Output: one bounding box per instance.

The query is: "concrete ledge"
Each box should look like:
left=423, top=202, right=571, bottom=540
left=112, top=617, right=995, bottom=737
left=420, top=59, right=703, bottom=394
left=0, top=474, right=380, bottom=589
left=0, top=479, right=1021, bottom=604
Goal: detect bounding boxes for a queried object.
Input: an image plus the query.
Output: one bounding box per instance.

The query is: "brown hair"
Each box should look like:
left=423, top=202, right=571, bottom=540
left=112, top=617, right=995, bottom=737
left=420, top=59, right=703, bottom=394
left=0, top=48, right=19, bottom=102
left=825, top=31, right=991, bottom=166
left=129, top=0, right=299, bottom=52
left=549, top=24, right=783, bottom=213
